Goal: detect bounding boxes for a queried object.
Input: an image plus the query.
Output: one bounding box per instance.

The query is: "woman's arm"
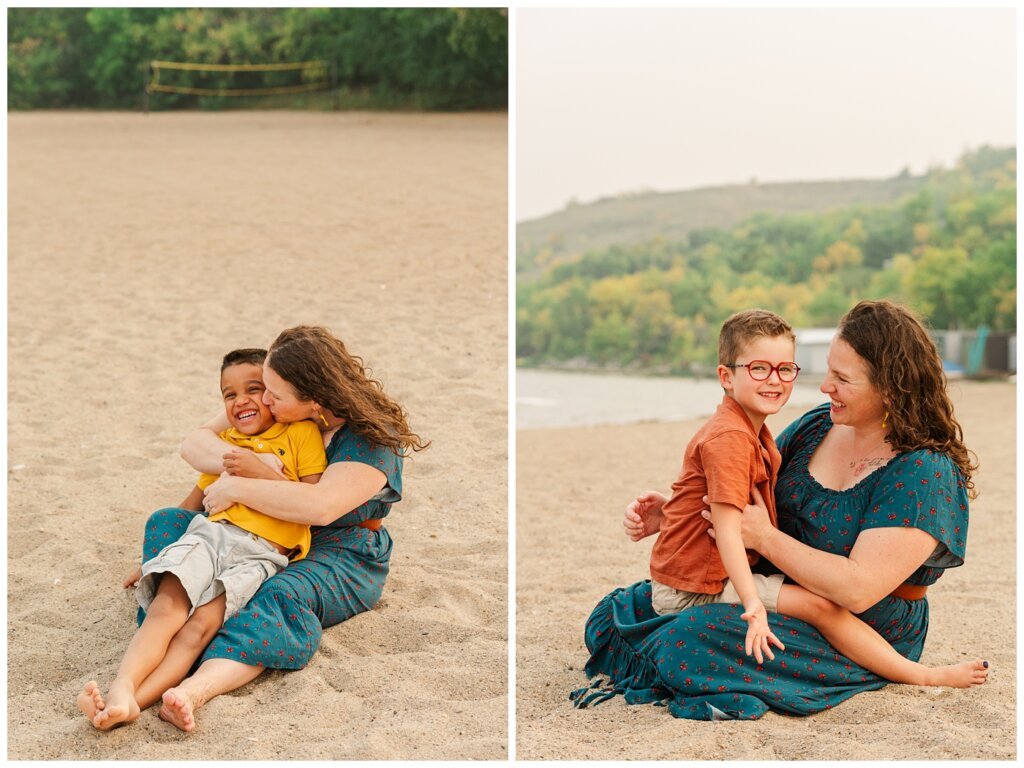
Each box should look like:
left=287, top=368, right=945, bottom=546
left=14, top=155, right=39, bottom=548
left=710, top=488, right=938, bottom=613
left=179, top=413, right=233, bottom=474
left=768, top=525, right=937, bottom=613
left=201, top=460, right=388, bottom=527
left=180, top=414, right=287, bottom=479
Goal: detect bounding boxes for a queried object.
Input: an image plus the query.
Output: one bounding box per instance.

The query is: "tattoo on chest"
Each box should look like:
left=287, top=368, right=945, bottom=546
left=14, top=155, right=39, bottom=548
left=850, top=457, right=888, bottom=476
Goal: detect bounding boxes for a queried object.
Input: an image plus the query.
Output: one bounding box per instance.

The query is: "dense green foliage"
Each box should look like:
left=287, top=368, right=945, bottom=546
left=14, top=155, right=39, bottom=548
left=8, top=8, right=507, bottom=110
left=517, top=147, right=1016, bottom=372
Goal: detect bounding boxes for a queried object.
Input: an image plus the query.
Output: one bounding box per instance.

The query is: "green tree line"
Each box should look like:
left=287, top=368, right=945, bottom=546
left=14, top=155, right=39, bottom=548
left=8, top=8, right=507, bottom=110
left=517, top=147, right=1016, bottom=372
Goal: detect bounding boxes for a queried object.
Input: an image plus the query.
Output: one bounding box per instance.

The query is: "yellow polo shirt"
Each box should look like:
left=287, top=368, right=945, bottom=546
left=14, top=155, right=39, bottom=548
left=200, top=420, right=327, bottom=560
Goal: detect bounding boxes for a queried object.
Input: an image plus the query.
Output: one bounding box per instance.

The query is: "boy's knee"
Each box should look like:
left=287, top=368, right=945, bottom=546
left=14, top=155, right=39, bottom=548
left=147, top=593, right=190, bottom=622
left=175, top=612, right=222, bottom=649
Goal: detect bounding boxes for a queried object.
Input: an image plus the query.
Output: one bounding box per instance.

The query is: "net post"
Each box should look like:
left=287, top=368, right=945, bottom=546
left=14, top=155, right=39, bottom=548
left=331, top=60, right=339, bottom=110
left=141, top=62, right=150, bottom=114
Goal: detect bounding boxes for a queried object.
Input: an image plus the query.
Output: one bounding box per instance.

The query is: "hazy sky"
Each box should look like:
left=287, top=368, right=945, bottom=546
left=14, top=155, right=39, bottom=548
left=516, top=7, right=1017, bottom=221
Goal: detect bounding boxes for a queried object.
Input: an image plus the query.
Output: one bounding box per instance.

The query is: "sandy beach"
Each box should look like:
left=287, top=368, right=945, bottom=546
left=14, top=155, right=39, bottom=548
left=516, top=381, right=1016, bottom=760
left=8, top=111, right=508, bottom=760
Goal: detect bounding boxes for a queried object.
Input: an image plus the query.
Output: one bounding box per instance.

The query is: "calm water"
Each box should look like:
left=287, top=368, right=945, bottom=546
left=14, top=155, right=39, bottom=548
left=516, top=369, right=828, bottom=430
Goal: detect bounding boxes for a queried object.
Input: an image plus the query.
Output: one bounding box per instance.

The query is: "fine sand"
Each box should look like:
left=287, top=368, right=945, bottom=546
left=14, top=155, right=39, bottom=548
left=8, top=111, right=507, bottom=760
left=516, top=382, right=1016, bottom=760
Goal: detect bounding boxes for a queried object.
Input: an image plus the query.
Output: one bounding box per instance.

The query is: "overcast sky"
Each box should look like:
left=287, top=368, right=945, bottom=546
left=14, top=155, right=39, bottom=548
left=516, top=7, right=1017, bottom=222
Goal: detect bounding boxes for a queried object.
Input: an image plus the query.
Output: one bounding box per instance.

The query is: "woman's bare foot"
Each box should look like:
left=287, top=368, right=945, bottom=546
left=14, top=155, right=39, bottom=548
left=159, top=687, right=197, bottom=732
left=922, top=659, right=990, bottom=688
left=92, top=679, right=140, bottom=730
left=77, top=681, right=105, bottom=722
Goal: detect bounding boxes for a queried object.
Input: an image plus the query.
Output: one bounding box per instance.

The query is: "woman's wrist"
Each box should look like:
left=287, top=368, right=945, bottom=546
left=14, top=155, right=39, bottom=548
left=750, top=520, right=778, bottom=557
left=221, top=474, right=251, bottom=504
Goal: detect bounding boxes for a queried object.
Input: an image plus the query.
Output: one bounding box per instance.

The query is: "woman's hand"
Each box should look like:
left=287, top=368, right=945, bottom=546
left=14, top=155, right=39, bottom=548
left=222, top=449, right=285, bottom=480
left=202, top=474, right=241, bottom=515
left=623, top=491, right=668, bottom=541
left=702, top=487, right=774, bottom=553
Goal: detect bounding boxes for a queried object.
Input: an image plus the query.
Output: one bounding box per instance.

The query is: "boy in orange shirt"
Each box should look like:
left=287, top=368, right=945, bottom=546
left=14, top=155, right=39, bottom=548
left=649, top=310, right=988, bottom=687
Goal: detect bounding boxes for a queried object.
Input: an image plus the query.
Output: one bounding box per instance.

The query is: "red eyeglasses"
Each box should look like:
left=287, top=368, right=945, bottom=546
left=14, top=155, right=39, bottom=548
left=726, top=361, right=801, bottom=382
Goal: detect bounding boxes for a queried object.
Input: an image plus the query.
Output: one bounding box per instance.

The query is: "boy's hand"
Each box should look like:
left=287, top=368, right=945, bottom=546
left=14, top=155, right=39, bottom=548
left=123, top=566, right=142, bottom=589
left=223, top=449, right=285, bottom=479
left=741, top=601, right=785, bottom=664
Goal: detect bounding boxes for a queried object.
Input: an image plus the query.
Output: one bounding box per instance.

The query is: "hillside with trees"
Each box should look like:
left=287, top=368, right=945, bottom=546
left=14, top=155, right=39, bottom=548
left=8, top=8, right=507, bottom=111
left=516, top=146, right=1015, bottom=373
left=517, top=174, right=927, bottom=276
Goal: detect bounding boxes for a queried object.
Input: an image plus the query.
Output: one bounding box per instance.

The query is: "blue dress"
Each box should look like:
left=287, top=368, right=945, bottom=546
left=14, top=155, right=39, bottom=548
left=140, top=423, right=402, bottom=669
left=572, top=404, right=969, bottom=719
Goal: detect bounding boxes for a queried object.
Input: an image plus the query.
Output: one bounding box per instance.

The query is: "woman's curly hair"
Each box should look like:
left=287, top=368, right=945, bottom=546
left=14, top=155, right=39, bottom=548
left=838, top=300, right=977, bottom=498
left=268, top=326, right=429, bottom=457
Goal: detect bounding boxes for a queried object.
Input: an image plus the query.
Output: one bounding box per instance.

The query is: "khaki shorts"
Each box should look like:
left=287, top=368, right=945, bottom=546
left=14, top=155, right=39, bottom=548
left=137, top=515, right=288, bottom=623
left=651, top=573, right=785, bottom=616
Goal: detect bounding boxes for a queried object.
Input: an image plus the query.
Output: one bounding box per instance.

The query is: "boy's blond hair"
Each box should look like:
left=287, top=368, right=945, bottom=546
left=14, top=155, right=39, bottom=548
left=718, top=309, right=795, bottom=365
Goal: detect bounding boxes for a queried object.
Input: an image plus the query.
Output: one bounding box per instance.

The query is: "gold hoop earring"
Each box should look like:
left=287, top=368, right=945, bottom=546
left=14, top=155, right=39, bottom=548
left=882, top=411, right=889, bottom=429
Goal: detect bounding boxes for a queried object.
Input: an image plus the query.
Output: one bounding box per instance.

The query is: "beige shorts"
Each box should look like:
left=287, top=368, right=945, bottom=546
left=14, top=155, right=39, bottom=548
left=651, top=573, right=785, bottom=616
left=137, top=515, right=288, bottom=623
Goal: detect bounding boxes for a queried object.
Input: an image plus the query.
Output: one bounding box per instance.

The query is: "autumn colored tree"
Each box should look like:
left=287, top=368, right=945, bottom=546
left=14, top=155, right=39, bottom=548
left=516, top=147, right=1015, bottom=371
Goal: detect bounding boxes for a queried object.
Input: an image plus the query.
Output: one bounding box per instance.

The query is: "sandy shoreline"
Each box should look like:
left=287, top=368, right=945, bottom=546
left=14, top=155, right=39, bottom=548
left=516, top=381, right=1016, bottom=760
left=5, top=111, right=1017, bottom=762
left=8, top=111, right=508, bottom=760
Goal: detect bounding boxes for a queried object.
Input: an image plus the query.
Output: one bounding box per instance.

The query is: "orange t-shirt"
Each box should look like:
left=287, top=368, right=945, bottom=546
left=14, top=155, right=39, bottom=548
left=649, top=395, right=781, bottom=594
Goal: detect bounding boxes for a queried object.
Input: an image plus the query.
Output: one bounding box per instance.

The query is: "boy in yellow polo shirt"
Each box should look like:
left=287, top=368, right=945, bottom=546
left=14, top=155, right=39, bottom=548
left=79, top=348, right=326, bottom=730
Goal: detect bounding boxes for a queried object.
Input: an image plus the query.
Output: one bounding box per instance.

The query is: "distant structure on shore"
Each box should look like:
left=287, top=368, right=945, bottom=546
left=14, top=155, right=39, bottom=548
left=795, top=328, right=1016, bottom=378
left=793, top=329, right=837, bottom=378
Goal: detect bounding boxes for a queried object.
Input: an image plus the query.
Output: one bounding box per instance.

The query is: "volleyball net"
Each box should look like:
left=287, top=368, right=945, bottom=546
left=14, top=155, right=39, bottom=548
left=144, top=60, right=334, bottom=105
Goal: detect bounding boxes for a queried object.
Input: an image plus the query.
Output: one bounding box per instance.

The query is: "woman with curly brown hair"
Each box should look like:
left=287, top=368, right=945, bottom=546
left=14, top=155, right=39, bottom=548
left=129, top=326, right=426, bottom=731
left=578, top=300, right=985, bottom=720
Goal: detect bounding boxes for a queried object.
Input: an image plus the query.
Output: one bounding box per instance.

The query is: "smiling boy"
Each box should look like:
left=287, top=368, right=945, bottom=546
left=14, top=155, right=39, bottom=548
left=78, top=348, right=326, bottom=731
left=649, top=309, right=796, bottom=660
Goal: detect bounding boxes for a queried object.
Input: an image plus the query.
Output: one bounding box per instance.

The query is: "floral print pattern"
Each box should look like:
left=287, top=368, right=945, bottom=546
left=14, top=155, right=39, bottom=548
left=573, top=404, right=969, bottom=719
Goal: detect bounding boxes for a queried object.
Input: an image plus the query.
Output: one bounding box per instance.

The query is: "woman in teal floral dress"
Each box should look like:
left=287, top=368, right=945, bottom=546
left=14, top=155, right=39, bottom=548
left=577, top=300, right=980, bottom=720
left=127, top=326, right=427, bottom=731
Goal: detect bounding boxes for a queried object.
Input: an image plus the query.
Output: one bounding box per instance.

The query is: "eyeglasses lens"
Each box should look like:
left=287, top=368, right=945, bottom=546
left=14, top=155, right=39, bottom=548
left=746, top=362, right=799, bottom=382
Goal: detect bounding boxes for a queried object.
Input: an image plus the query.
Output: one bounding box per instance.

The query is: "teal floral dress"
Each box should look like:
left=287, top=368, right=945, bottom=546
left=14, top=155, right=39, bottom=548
left=139, top=423, right=402, bottom=669
left=572, top=404, right=969, bottom=719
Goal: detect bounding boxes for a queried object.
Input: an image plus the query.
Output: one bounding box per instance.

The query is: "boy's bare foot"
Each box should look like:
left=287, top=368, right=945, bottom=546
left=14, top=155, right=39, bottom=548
left=159, top=687, right=197, bottom=732
left=77, top=681, right=105, bottom=722
left=923, top=659, right=990, bottom=688
left=92, top=679, right=140, bottom=730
